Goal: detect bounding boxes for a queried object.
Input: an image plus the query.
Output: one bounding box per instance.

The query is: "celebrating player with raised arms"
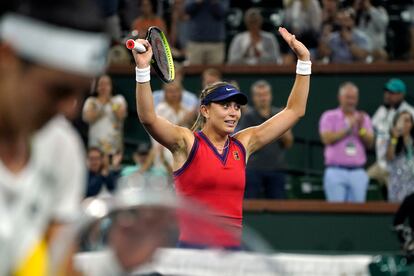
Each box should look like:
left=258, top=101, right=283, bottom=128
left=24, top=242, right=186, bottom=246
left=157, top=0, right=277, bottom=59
left=132, top=27, right=311, bottom=249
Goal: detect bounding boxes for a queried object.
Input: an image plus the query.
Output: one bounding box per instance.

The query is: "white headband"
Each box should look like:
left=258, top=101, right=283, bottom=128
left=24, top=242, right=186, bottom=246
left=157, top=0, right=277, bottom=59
left=0, top=13, right=109, bottom=76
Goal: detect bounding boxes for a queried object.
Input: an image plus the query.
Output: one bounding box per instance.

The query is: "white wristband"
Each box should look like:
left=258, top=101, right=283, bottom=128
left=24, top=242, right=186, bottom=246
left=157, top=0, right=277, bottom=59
left=296, top=60, right=312, bottom=75
left=136, top=66, right=151, bottom=83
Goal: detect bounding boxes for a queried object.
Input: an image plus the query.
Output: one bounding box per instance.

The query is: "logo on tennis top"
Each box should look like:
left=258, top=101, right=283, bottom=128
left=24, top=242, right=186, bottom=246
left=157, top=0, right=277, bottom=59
left=233, top=151, right=240, bottom=160
left=226, top=88, right=235, bottom=91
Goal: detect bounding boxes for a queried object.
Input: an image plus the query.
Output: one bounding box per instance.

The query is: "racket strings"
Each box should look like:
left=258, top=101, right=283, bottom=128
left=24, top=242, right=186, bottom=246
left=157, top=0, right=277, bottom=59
left=148, top=27, right=175, bottom=83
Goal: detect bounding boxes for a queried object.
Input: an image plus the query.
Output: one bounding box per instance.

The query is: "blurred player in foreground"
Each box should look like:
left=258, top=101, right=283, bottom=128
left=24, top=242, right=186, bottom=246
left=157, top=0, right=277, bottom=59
left=133, top=27, right=311, bottom=249
left=0, top=0, right=109, bottom=274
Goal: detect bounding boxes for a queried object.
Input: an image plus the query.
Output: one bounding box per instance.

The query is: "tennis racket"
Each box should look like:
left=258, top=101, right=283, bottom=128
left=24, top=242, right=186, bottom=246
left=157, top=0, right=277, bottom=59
left=126, top=27, right=175, bottom=83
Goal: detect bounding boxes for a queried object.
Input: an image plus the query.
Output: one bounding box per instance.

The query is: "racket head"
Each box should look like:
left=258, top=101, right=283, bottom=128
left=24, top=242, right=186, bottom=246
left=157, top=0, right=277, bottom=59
left=145, top=27, right=175, bottom=83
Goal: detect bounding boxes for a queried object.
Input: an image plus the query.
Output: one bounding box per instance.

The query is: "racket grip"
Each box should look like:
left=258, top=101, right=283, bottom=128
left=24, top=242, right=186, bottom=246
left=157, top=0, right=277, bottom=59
left=125, top=39, right=146, bottom=53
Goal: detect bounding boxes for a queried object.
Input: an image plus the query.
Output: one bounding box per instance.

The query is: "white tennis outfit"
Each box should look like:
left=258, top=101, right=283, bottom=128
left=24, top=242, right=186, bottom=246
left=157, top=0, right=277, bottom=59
left=0, top=115, right=85, bottom=273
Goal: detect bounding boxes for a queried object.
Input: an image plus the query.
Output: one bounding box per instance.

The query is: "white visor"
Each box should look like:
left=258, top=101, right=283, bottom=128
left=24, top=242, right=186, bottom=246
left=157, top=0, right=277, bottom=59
left=0, top=13, right=110, bottom=76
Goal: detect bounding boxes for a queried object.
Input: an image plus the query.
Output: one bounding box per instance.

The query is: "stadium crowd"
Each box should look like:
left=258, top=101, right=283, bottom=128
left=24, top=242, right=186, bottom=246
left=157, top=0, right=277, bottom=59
left=76, top=0, right=414, bottom=204
left=2, top=0, right=414, bottom=273
left=102, top=0, right=414, bottom=65
left=80, top=76, right=414, bottom=205
left=66, top=0, right=414, bottom=205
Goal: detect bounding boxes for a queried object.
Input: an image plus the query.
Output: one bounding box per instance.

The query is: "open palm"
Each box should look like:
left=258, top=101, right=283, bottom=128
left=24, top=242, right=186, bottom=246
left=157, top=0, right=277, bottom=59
left=278, top=27, right=310, bottom=61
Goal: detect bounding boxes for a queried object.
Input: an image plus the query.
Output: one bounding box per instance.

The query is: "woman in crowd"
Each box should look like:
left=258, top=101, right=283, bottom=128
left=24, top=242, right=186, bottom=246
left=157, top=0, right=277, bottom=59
left=83, top=75, right=127, bottom=156
left=386, top=111, right=414, bottom=202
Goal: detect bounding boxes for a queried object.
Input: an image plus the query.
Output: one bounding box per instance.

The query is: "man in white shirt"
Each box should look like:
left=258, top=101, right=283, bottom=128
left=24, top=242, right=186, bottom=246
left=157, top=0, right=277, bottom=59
left=227, top=8, right=282, bottom=65
left=152, top=63, right=198, bottom=110
left=0, top=0, right=109, bottom=273
left=368, top=78, right=414, bottom=189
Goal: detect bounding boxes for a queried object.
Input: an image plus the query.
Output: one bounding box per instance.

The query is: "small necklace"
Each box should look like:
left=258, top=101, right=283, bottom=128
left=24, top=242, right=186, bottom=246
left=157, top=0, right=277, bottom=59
left=200, top=131, right=230, bottom=152
left=212, top=138, right=229, bottom=152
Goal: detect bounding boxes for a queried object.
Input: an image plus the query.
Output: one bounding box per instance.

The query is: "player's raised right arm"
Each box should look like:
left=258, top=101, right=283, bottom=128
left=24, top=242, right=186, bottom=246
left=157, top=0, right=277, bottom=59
left=132, top=39, right=191, bottom=151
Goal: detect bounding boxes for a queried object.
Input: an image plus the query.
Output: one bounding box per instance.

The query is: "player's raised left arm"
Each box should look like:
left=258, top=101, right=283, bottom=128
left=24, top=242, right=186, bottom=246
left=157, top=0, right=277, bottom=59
left=235, top=27, right=310, bottom=155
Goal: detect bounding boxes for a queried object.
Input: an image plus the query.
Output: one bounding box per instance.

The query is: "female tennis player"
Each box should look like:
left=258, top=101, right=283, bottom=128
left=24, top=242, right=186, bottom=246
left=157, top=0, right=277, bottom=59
left=132, top=27, right=311, bottom=249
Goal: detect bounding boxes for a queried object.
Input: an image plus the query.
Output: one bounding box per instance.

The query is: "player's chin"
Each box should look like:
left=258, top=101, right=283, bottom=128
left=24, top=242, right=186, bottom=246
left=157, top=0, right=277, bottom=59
left=223, top=123, right=237, bottom=133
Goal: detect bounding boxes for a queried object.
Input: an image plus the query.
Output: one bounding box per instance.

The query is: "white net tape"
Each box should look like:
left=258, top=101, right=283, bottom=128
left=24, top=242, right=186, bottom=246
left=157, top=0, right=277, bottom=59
left=75, top=248, right=373, bottom=276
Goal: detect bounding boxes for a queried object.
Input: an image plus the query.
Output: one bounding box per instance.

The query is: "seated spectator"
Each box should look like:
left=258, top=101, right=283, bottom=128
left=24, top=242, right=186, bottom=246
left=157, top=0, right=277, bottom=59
left=353, top=0, right=389, bottom=62
left=118, top=0, right=138, bottom=31
left=153, top=81, right=197, bottom=173
left=318, top=8, right=372, bottom=63
left=156, top=81, right=196, bottom=129
left=321, top=0, right=340, bottom=28
left=386, top=111, right=414, bottom=202
left=368, top=79, right=414, bottom=195
left=121, top=142, right=165, bottom=176
left=86, top=147, right=122, bottom=198
left=238, top=80, right=293, bottom=199
left=154, top=67, right=220, bottom=122
left=318, top=0, right=341, bottom=63
left=120, top=142, right=171, bottom=191
left=152, top=63, right=198, bottom=110
left=168, top=0, right=190, bottom=61
left=98, top=0, right=122, bottom=42
left=185, top=0, right=229, bottom=65
left=227, top=8, right=281, bottom=65
left=131, top=0, right=166, bottom=37
left=201, top=67, right=222, bottom=89
left=319, top=82, right=374, bottom=202
left=82, top=75, right=127, bottom=155
left=282, top=0, right=322, bottom=63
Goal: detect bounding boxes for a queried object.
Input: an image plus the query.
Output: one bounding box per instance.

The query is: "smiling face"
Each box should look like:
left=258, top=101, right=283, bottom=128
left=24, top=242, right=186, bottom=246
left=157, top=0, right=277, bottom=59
left=338, top=83, right=359, bottom=114
left=201, top=101, right=241, bottom=135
